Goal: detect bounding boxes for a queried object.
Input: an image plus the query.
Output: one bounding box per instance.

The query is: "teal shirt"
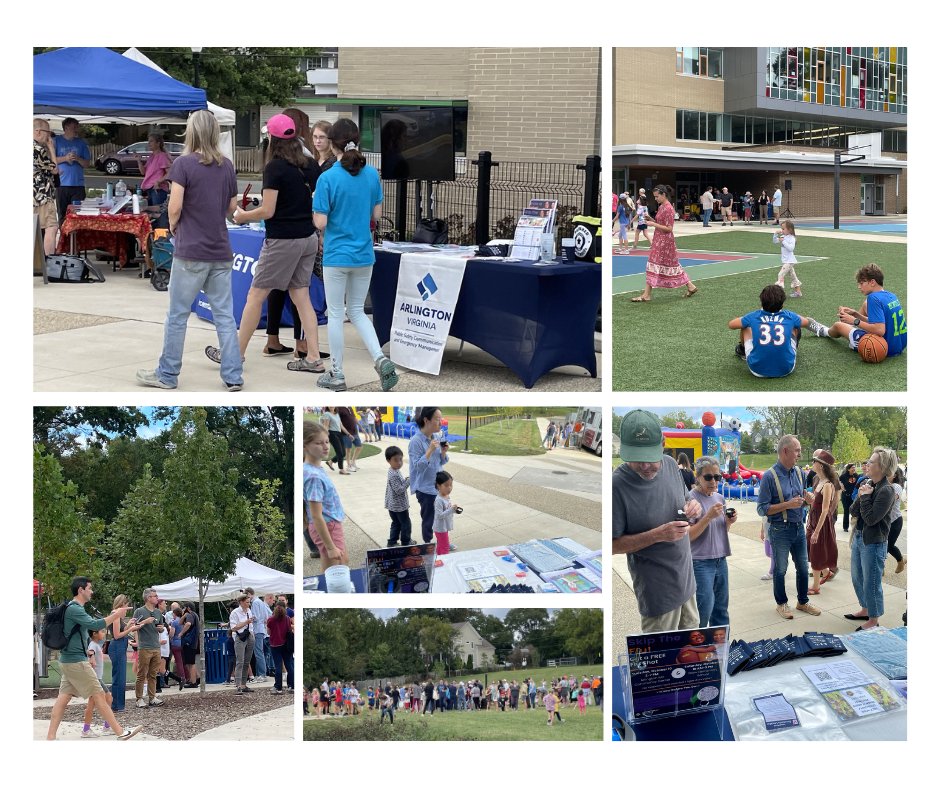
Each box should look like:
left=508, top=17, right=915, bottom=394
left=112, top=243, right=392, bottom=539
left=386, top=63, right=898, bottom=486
left=313, top=163, right=383, bottom=268
left=60, top=602, right=106, bottom=664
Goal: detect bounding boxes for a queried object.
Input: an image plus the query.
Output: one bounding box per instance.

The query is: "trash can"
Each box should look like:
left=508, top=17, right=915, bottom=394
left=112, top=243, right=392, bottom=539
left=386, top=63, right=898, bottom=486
left=203, top=629, right=229, bottom=684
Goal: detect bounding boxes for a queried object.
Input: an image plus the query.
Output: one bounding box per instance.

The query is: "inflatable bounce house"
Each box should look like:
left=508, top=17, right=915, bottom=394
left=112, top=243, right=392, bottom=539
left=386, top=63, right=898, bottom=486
left=383, top=407, right=451, bottom=440
left=661, top=411, right=763, bottom=500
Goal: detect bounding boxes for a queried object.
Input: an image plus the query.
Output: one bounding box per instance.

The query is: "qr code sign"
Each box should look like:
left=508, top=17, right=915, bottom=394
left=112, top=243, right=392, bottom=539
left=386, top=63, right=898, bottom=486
left=816, top=671, right=832, bottom=681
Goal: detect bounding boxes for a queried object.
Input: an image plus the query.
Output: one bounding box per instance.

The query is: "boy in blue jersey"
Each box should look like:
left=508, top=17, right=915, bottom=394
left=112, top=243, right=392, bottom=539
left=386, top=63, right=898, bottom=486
left=729, top=284, right=821, bottom=378
left=809, top=264, right=907, bottom=357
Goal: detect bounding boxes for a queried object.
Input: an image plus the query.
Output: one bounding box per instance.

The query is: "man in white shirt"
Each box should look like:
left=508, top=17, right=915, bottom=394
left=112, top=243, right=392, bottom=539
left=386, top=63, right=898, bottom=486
left=246, top=588, right=271, bottom=682
left=699, top=187, right=715, bottom=227
left=772, top=185, right=783, bottom=224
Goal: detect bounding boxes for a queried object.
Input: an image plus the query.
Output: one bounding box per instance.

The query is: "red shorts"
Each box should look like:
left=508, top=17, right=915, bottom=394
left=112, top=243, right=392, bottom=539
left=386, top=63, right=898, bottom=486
left=309, top=520, right=346, bottom=554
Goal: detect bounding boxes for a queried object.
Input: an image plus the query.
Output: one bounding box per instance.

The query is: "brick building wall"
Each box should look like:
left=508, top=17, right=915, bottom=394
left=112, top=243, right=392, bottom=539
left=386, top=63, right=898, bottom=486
left=339, top=48, right=471, bottom=99
left=614, top=47, right=725, bottom=147
left=466, top=48, right=601, bottom=162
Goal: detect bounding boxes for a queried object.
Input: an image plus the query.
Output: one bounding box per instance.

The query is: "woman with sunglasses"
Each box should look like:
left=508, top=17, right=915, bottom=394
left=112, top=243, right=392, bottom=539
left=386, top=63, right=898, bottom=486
left=687, top=457, right=737, bottom=627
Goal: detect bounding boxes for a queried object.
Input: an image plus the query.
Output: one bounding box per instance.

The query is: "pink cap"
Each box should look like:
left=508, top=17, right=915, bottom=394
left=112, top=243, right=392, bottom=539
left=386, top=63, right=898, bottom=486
left=266, top=114, right=296, bottom=140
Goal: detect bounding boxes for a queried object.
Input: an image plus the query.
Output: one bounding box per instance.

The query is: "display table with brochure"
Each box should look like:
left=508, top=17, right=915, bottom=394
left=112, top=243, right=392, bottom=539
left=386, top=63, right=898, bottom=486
left=191, top=226, right=326, bottom=329
left=370, top=248, right=600, bottom=388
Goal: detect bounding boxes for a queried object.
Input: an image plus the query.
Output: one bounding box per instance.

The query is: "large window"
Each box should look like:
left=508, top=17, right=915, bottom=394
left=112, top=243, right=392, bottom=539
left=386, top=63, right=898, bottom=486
left=676, top=47, right=723, bottom=78
left=766, top=47, right=906, bottom=115
left=675, top=108, right=886, bottom=149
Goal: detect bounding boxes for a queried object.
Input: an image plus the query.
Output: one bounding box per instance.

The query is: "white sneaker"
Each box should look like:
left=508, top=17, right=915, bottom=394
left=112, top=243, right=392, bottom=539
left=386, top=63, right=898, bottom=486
left=149, top=697, right=165, bottom=706
left=100, top=726, right=116, bottom=736
left=760, top=572, right=772, bottom=581
left=117, top=726, right=143, bottom=741
left=136, top=699, right=148, bottom=708
left=81, top=728, right=100, bottom=738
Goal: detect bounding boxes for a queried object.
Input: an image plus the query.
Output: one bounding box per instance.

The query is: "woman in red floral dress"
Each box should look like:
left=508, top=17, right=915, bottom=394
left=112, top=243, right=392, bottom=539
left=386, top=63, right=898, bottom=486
left=631, top=184, right=698, bottom=302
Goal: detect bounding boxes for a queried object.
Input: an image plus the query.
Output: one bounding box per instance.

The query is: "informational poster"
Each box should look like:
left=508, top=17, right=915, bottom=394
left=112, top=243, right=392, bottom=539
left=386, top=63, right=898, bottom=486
left=390, top=253, right=468, bottom=375
left=801, top=660, right=903, bottom=721
left=365, top=543, right=436, bottom=593
left=626, top=626, right=729, bottom=722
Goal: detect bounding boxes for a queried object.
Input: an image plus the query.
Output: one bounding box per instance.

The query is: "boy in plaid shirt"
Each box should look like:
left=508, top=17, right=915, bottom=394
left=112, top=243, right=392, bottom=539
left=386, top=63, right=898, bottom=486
left=385, top=446, right=415, bottom=547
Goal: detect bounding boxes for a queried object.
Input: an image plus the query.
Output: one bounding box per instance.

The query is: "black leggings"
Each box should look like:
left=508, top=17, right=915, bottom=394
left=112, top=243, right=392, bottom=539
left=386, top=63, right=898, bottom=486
left=266, top=290, right=302, bottom=341
left=328, top=430, right=345, bottom=470
left=887, top=516, right=904, bottom=562
left=841, top=495, right=853, bottom=531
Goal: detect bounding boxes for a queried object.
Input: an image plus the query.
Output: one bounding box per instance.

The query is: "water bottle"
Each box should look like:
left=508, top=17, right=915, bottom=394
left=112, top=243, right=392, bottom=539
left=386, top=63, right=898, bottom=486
left=106, top=182, right=114, bottom=201
left=115, top=179, right=127, bottom=198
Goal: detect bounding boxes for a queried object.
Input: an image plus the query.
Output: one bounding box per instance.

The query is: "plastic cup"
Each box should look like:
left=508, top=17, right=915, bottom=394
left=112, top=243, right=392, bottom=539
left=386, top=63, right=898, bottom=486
left=324, top=564, right=352, bottom=593
left=562, top=238, right=576, bottom=262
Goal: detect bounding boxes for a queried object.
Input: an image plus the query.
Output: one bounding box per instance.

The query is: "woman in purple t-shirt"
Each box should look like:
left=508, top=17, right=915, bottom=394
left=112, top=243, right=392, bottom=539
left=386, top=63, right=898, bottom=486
left=136, top=110, right=243, bottom=391
left=688, top=457, right=737, bottom=627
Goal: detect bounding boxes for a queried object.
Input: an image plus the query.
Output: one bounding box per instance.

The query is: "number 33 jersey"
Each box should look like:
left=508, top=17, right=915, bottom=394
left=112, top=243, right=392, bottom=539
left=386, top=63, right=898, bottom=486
left=742, top=309, right=803, bottom=377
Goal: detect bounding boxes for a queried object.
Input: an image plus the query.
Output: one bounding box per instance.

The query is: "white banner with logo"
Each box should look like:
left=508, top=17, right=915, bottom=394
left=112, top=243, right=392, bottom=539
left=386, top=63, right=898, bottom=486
left=390, top=253, right=468, bottom=375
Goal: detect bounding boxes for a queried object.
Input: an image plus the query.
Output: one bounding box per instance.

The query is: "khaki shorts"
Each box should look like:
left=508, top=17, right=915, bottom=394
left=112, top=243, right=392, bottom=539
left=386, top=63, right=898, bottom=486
left=640, top=595, right=700, bottom=634
left=59, top=660, right=105, bottom=699
left=252, top=235, right=318, bottom=291
left=34, top=200, right=58, bottom=230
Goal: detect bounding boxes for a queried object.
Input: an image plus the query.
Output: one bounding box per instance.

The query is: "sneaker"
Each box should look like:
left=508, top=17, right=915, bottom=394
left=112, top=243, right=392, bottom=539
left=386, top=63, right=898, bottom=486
left=149, top=697, right=165, bottom=707
left=225, top=382, right=243, bottom=392
left=796, top=602, right=822, bottom=616
left=760, top=572, right=772, bottom=581
left=136, top=699, right=148, bottom=708
left=136, top=370, right=175, bottom=389
left=100, top=726, right=115, bottom=736
left=235, top=688, right=244, bottom=695
left=270, top=688, right=284, bottom=695
left=242, top=686, right=255, bottom=693
left=734, top=342, right=746, bottom=359
left=117, top=726, right=143, bottom=741
left=317, top=370, right=348, bottom=392
left=776, top=603, right=794, bottom=620
left=205, top=346, right=222, bottom=364
left=806, top=318, right=829, bottom=338
left=789, top=291, right=802, bottom=298
left=81, top=728, right=100, bottom=738
left=375, top=356, right=399, bottom=391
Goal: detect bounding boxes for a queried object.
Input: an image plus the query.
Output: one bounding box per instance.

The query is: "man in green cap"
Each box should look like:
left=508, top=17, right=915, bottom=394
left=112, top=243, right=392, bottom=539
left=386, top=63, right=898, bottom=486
left=612, top=409, right=703, bottom=633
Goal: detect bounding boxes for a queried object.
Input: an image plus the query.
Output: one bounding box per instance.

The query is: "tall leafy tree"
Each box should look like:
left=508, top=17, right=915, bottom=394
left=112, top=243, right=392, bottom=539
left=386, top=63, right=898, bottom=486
left=34, top=406, right=146, bottom=455
left=553, top=609, right=603, bottom=663
left=832, top=417, right=872, bottom=465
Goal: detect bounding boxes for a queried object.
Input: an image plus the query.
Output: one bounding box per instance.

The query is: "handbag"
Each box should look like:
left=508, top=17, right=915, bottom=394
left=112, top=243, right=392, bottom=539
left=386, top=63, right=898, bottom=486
left=412, top=217, right=448, bottom=244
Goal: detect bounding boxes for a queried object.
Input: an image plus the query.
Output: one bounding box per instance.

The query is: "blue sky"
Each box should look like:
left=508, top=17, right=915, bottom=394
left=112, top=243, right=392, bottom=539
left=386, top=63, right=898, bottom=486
left=613, top=407, right=756, bottom=432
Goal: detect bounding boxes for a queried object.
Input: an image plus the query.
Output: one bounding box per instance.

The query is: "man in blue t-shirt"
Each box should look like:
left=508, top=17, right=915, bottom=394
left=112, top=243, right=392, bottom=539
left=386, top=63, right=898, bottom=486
left=729, top=284, right=822, bottom=378
left=52, top=117, right=91, bottom=225
left=810, top=263, right=907, bottom=357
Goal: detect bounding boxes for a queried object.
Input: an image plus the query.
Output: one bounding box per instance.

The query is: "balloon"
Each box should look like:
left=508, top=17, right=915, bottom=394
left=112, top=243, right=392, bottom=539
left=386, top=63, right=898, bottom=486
left=675, top=422, right=685, bottom=429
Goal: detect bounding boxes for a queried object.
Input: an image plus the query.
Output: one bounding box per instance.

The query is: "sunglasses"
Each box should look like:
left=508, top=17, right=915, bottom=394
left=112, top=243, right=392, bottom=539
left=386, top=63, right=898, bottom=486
left=699, top=474, right=723, bottom=482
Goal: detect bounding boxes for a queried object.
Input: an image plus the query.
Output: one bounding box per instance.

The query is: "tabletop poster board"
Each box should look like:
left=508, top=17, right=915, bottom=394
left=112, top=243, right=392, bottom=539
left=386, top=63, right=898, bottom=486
left=365, top=543, right=437, bottom=593
left=625, top=625, right=729, bottom=724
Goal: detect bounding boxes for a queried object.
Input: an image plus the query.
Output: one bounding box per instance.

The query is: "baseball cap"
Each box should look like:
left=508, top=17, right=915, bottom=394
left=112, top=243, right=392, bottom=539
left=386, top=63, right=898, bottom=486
left=267, top=114, right=296, bottom=139
left=619, top=409, right=664, bottom=463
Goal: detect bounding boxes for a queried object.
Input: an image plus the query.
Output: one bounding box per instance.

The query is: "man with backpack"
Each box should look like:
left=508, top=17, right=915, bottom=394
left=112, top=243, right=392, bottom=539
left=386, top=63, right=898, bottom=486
left=45, top=577, right=143, bottom=740
left=757, top=436, right=822, bottom=621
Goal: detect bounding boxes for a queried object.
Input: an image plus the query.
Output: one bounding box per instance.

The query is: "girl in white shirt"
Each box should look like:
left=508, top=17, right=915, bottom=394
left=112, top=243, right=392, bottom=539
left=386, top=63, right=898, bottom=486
left=773, top=220, right=801, bottom=297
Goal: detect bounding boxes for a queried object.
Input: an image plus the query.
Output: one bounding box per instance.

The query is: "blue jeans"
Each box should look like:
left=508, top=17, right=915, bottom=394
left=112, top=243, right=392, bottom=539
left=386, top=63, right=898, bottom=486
left=148, top=187, right=168, bottom=206
left=851, top=532, right=888, bottom=618
left=768, top=522, right=809, bottom=606
left=322, top=265, right=384, bottom=375
left=156, top=258, right=243, bottom=387
left=263, top=635, right=272, bottom=675
left=692, top=557, right=730, bottom=626
left=702, top=208, right=712, bottom=227
left=109, top=637, right=128, bottom=711
left=252, top=631, right=267, bottom=677
left=270, top=644, right=293, bottom=691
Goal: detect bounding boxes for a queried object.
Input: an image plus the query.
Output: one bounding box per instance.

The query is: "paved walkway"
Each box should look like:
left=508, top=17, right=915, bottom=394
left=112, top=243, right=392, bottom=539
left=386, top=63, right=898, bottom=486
left=613, top=501, right=908, bottom=658
left=33, top=272, right=600, bottom=392
left=303, top=419, right=602, bottom=578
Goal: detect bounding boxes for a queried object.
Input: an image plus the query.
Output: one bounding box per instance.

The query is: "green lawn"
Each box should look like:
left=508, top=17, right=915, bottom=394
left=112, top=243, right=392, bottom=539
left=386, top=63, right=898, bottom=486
left=445, top=418, right=546, bottom=456
left=303, top=704, right=602, bottom=741
left=612, top=232, right=907, bottom=391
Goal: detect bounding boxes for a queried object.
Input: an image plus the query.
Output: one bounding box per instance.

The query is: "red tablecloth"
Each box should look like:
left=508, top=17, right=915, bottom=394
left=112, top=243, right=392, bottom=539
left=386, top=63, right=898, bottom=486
left=57, top=211, right=152, bottom=266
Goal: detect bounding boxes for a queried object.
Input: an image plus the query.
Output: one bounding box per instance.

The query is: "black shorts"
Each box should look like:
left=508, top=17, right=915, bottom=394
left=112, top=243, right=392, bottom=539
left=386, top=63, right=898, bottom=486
left=182, top=643, right=198, bottom=665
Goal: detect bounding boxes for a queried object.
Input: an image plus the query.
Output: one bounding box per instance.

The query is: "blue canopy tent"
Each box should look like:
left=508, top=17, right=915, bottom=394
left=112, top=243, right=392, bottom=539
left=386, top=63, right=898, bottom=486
left=34, top=47, right=207, bottom=119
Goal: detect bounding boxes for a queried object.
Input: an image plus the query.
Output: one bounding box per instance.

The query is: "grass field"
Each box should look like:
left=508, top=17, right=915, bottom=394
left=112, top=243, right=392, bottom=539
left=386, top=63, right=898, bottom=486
left=443, top=418, right=545, bottom=456
left=303, top=704, right=602, bottom=741
left=612, top=232, right=907, bottom=391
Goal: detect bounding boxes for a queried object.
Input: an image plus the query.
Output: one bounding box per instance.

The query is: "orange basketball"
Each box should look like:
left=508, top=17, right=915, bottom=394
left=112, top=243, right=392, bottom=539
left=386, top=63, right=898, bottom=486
left=857, top=333, right=889, bottom=363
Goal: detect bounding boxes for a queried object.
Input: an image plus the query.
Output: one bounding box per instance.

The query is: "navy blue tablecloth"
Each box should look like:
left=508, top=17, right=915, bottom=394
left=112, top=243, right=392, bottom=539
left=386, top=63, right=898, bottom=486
left=612, top=666, right=735, bottom=741
left=370, top=250, right=600, bottom=388
left=192, top=226, right=326, bottom=329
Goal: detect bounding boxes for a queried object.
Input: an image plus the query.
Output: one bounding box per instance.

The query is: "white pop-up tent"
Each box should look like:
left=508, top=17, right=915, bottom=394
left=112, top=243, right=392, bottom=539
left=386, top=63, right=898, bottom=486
left=121, top=48, right=236, bottom=162
left=153, top=557, right=293, bottom=603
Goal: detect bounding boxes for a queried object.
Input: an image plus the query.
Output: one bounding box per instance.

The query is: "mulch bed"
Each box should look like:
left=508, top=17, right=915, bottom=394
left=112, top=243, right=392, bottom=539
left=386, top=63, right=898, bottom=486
left=34, top=686, right=293, bottom=740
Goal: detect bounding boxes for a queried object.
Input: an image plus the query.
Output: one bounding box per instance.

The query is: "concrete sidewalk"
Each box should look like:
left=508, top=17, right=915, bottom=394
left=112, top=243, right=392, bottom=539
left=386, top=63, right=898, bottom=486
left=612, top=214, right=907, bottom=246
left=303, top=425, right=602, bottom=578
left=34, top=270, right=601, bottom=392
left=613, top=501, right=908, bottom=656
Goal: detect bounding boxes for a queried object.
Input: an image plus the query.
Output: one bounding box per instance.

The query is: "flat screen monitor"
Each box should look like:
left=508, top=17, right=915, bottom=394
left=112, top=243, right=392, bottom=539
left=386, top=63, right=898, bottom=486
left=380, top=108, right=455, bottom=181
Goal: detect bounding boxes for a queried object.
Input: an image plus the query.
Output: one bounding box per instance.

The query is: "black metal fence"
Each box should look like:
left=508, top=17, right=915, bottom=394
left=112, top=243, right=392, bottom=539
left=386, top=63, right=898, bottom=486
left=370, top=152, right=602, bottom=245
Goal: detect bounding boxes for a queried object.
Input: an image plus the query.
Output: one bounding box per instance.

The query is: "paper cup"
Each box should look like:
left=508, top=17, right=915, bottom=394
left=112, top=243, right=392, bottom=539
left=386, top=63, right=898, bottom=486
left=562, top=238, right=576, bottom=262
left=324, top=564, right=352, bottom=593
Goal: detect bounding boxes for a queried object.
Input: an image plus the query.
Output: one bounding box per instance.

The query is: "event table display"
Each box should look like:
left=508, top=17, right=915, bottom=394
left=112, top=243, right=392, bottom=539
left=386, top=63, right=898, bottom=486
left=56, top=209, right=153, bottom=268
left=370, top=249, right=600, bottom=388
left=303, top=538, right=600, bottom=594
left=191, top=226, right=326, bottom=329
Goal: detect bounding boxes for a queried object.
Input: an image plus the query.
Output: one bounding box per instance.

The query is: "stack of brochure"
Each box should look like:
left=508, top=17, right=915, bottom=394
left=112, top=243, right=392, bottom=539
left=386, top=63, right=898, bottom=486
left=510, top=198, right=559, bottom=260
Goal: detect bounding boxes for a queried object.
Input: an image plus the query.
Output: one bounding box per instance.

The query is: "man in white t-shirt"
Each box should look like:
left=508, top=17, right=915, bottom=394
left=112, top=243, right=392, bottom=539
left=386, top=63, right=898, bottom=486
left=700, top=187, right=715, bottom=227
left=772, top=186, right=783, bottom=224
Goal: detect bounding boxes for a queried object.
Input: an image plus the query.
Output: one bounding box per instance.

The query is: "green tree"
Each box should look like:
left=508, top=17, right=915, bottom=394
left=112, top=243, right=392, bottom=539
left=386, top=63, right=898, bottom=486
left=832, top=417, right=872, bottom=466
left=34, top=406, right=146, bottom=455
left=248, top=477, right=290, bottom=572
left=33, top=446, right=104, bottom=601
left=739, top=431, right=754, bottom=454
left=660, top=411, right=702, bottom=429
left=552, top=609, right=603, bottom=663
left=504, top=609, right=549, bottom=643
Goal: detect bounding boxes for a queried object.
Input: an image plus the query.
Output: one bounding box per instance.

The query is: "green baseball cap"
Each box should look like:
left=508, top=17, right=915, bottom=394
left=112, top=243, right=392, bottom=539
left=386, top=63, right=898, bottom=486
left=619, top=410, right=664, bottom=463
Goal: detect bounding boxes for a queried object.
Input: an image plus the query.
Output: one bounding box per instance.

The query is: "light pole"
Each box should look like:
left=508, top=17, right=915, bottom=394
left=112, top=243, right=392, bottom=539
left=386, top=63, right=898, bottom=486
left=191, top=47, right=203, bottom=89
